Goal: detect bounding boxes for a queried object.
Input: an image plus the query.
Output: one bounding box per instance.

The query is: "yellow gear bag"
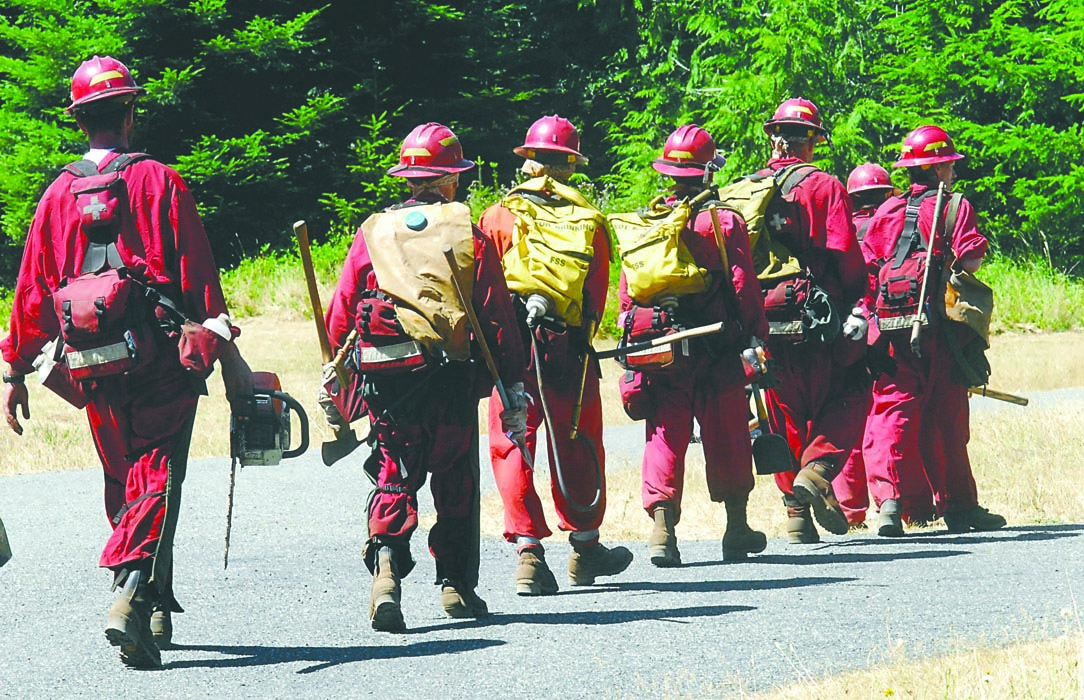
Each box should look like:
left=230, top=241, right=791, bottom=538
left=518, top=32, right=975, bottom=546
left=501, top=176, right=608, bottom=327
left=608, top=198, right=710, bottom=305
left=362, top=202, right=475, bottom=361
left=716, top=164, right=812, bottom=282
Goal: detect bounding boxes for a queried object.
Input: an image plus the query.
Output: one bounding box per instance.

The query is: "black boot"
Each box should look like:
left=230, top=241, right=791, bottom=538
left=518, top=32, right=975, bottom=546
left=104, top=569, right=161, bottom=669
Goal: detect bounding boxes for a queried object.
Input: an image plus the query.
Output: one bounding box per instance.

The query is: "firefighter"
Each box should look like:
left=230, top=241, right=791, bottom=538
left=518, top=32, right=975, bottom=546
left=831, top=163, right=902, bottom=529
left=478, top=115, right=632, bottom=595
left=1, top=56, right=254, bottom=668
left=614, top=125, right=771, bottom=566
left=860, top=125, right=1005, bottom=535
left=755, top=98, right=871, bottom=543
left=324, top=122, right=527, bottom=630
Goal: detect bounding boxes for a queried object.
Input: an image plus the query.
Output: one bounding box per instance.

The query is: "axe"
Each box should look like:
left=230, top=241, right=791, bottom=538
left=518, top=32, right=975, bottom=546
left=293, top=220, right=362, bottom=465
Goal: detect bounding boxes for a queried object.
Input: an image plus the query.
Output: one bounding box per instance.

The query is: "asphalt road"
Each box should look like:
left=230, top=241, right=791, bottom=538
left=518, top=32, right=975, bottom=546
left=1, top=416, right=1081, bottom=699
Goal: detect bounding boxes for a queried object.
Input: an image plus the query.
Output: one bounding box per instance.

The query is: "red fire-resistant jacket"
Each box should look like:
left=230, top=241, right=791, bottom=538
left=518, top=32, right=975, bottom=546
left=763, top=156, right=867, bottom=307
left=2, top=152, right=229, bottom=373
left=325, top=200, right=525, bottom=389
left=860, top=183, right=987, bottom=275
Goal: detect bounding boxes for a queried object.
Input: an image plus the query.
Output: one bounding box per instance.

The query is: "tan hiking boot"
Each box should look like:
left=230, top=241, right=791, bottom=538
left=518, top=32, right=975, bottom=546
left=792, top=461, right=849, bottom=535
left=441, top=580, right=490, bottom=618
left=722, top=498, right=767, bottom=561
left=149, top=606, right=172, bottom=648
left=369, top=547, right=405, bottom=632
left=568, top=542, right=634, bottom=586
left=516, top=548, right=559, bottom=596
left=648, top=503, right=681, bottom=568
left=784, top=495, right=820, bottom=544
left=944, top=505, right=1006, bottom=533
left=104, top=570, right=161, bottom=669
left=877, top=499, right=905, bottom=538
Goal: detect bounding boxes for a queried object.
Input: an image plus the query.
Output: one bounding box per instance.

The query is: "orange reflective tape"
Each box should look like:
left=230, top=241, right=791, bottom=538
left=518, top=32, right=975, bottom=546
left=787, top=106, right=813, bottom=117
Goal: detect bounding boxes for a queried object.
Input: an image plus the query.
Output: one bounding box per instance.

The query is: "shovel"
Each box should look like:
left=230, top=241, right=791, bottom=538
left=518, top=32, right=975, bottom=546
left=750, top=383, right=797, bottom=475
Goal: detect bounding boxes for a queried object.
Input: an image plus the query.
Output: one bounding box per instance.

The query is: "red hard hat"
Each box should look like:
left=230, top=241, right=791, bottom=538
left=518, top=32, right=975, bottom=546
left=763, top=97, right=828, bottom=142
left=67, top=56, right=144, bottom=112
left=846, top=163, right=893, bottom=194
left=387, top=123, right=475, bottom=178
left=893, top=125, right=964, bottom=168
left=651, top=125, right=726, bottom=177
left=513, top=115, right=586, bottom=164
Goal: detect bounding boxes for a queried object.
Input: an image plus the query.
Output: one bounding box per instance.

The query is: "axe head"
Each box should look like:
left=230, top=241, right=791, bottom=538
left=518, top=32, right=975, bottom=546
left=321, top=425, right=364, bottom=466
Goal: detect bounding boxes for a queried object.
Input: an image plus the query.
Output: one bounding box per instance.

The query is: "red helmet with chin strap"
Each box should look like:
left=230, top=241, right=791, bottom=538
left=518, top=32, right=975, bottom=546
left=67, top=55, right=144, bottom=112
left=651, top=125, right=726, bottom=177
left=513, top=115, right=586, bottom=165
left=387, top=122, right=475, bottom=178
left=763, top=97, right=828, bottom=143
left=893, top=125, right=963, bottom=168
left=846, top=163, right=893, bottom=195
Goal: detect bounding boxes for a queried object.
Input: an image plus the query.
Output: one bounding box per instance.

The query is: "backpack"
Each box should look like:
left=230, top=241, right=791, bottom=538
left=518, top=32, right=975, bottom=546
left=608, top=198, right=709, bottom=306
left=874, top=191, right=961, bottom=334
left=715, top=164, right=815, bottom=282
left=500, top=176, right=608, bottom=327
left=51, top=153, right=161, bottom=381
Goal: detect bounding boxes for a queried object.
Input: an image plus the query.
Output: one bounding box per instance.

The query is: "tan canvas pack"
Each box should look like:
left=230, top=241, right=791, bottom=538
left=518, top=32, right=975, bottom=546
left=716, top=164, right=812, bottom=282
left=939, top=195, right=993, bottom=346
left=362, top=202, right=475, bottom=361
left=501, top=176, right=607, bottom=327
left=608, top=199, right=709, bottom=305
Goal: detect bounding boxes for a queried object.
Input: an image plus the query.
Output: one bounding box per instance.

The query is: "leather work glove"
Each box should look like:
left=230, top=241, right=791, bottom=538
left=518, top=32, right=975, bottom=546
left=500, top=381, right=530, bottom=444
left=841, top=306, right=869, bottom=342
left=317, top=378, right=348, bottom=429
left=359, top=292, right=404, bottom=340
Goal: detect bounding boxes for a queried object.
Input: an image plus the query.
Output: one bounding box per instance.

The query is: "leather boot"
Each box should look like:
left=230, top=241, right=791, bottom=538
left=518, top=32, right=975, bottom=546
left=944, top=505, right=1007, bottom=533
left=149, top=606, right=172, bottom=648
left=721, top=498, right=767, bottom=561
left=792, top=461, right=849, bottom=535
left=877, top=499, right=905, bottom=538
left=369, top=547, right=405, bottom=632
left=648, top=503, right=680, bottom=568
left=104, top=569, right=161, bottom=669
left=568, top=542, right=634, bottom=586
left=516, top=547, right=559, bottom=596
left=784, top=495, right=820, bottom=544
left=441, top=579, right=490, bottom=618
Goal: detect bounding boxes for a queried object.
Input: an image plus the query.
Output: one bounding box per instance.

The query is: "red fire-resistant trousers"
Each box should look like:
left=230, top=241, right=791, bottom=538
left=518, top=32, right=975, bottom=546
left=366, top=374, right=480, bottom=584
left=765, top=341, right=868, bottom=495
left=832, top=420, right=871, bottom=525
left=863, top=329, right=977, bottom=519
left=488, top=359, right=605, bottom=542
left=640, top=358, right=753, bottom=521
left=90, top=355, right=199, bottom=595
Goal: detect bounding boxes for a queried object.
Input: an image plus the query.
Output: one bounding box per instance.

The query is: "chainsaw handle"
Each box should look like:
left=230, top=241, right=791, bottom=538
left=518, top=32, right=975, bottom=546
left=265, top=390, right=310, bottom=459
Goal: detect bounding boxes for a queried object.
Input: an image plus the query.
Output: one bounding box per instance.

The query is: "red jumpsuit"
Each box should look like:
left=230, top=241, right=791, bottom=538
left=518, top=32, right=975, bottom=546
left=860, top=184, right=987, bottom=519
left=619, top=202, right=769, bottom=521
left=477, top=202, right=610, bottom=542
left=2, top=151, right=227, bottom=597
left=325, top=198, right=524, bottom=583
left=758, top=157, right=870, bottom=493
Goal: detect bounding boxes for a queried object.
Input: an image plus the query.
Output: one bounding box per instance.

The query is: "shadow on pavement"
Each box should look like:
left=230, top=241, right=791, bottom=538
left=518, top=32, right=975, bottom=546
left=829, top=523, right=1084, bottom=547
left=748, top=548, right=968, bottom=565
left=406, top=603, right=753, bottom=635
left=593, top=575, right=856, bottom=595
left=167, top=638, right=505, bottom=673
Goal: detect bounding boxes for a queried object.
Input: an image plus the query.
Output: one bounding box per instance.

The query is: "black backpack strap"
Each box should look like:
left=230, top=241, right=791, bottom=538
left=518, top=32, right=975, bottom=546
left=63, top=159, right=100, bottom=177
left=890, top=191, right=936, bottom=270
left=100, top=151, right=149, bottom=174
left=776, top=164, right=818, bottom=195
left=856, top=218, right=873, bottom=242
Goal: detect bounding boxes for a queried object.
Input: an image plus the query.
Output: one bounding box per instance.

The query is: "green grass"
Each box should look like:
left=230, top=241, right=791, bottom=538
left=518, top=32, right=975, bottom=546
left=980, top=256, right=1084, bottom=333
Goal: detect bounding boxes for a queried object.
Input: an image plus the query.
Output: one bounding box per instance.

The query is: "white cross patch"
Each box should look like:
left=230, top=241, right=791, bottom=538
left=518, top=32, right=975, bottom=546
left=769, top=212, right=789, bottom=231
left=83, top=195, right=108, bottom=221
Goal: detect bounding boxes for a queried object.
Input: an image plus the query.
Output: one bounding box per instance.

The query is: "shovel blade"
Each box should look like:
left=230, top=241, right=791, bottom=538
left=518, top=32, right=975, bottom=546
left=321, top=427, right=364, bottom=466
left=752, top=433, right=797, bottom=475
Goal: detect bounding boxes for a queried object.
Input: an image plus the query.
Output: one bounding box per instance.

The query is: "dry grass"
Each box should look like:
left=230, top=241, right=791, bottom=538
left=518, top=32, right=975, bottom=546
left=739, top=628, right=1082, bottom=700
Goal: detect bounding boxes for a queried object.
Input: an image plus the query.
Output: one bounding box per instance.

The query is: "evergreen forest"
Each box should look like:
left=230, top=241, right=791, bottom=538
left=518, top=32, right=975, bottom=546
left=2, top=0, right=1082, bottom=280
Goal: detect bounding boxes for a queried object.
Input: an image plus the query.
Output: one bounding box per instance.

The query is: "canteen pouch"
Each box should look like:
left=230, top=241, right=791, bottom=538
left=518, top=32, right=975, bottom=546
left=619, top=305, right=681, bottom=371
